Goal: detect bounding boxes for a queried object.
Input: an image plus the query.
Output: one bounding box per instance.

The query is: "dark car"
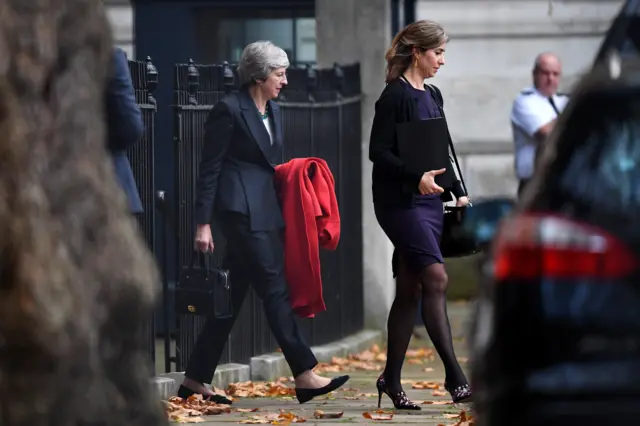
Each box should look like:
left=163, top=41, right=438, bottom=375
left=465, top=3, right=640, bottom=425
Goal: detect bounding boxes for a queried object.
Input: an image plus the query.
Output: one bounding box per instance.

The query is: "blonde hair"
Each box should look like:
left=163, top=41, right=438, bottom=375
left=385, top=20, right=449, bottom=83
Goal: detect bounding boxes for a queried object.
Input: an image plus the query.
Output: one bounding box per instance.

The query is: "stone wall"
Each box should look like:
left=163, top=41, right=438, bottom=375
left=316, top=0, right=396, bottom=332
left=104, top=0, right=135, bottom=58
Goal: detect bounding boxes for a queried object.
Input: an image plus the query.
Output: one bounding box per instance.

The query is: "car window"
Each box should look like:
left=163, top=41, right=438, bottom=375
left=595, top=14, right=640, bottom=63
left=546, top=91, right=640, bottom=234
left=559, top=105, right=640, bottom=210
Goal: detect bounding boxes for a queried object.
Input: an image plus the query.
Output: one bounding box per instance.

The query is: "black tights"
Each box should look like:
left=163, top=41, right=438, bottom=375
left=383, top=256, right=467, bottom=393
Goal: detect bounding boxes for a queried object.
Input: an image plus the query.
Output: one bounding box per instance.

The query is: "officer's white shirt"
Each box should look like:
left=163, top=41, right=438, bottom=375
left=511, top=87, right=569, bottom=179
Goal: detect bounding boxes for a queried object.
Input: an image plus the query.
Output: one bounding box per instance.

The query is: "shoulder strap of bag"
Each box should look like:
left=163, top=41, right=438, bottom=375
left=426, top=84, right=468, bottom=195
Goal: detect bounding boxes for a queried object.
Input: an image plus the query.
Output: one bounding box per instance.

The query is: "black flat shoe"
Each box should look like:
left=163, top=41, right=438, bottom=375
left=177, top=385, right=233, bottom=405
left=295, top=375, right=350, bottom=404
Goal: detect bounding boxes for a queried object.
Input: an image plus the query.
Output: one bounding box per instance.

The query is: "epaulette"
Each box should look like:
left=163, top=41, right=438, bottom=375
left=520, top=89, right=535, bottom=95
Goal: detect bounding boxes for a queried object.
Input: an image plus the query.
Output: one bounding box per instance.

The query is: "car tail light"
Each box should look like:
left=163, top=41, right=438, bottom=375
left=493, top=213, right=637, bottom=281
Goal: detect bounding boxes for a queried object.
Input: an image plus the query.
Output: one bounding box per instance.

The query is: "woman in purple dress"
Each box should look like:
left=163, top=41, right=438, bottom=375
left=368, top=20, right=472, bottom=409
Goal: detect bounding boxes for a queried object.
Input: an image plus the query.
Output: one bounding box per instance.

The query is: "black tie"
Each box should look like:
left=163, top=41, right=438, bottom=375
left=548, top=96, right=560, bottom=115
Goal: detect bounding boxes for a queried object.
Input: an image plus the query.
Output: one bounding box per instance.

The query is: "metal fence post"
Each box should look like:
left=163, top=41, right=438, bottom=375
left=188, top=59, right=199, bottom=106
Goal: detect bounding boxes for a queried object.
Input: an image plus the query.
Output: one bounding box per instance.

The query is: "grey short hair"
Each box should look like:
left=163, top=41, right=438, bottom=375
left=237, top=41, right=290, bottom=86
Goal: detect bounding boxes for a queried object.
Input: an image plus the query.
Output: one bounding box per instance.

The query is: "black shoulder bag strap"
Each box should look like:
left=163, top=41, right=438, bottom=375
left=427, top=84, right=468, bottom=195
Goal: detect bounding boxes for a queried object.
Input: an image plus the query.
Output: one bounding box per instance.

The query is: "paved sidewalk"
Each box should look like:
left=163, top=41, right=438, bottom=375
left=166, top=302, right=474, bottom=426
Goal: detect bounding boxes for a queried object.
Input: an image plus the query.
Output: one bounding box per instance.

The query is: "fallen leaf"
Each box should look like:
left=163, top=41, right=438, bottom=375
left=405, top=348, right=434, bottom=359
left=235, top=408, right=260, bottom=413
left=313, top=410, right=344, bottom=419
left=164, top=395, right=232, bottom=421
left=422, top=400, right=453, bottom=405
left=407, top=359, right=423, bottom=365
left=239, top=412, right=306, bottom=424
left=441, top=410, right=476, bottom=426
left=227, top=381, right=296, bottom=398
left=432, top=390, right=448, bottom=397
left=412, top=381, right=441, bottom=390
left=362, top=412, right=394, bottom=421
left=424, top=367, right=434, bottom=372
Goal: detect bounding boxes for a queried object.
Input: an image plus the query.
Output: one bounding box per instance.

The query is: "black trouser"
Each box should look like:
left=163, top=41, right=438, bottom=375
left=184, top=212, right=318, bottom=384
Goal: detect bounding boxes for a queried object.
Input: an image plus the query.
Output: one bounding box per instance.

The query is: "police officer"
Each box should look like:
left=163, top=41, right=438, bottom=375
left=511, top=52, right=569, bottom=197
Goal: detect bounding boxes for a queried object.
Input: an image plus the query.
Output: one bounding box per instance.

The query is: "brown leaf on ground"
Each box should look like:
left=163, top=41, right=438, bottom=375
left=441, top=410, right=475, bottom=426
left=235, top=408, right=260, bottom=413
left=432, top=390, right=447, bottom=397
left=239, top=412, right=306, bottom=424
left=314, top=356, right=381, bottom=373
left=362, top=411, right=394, bottom=421
left=412, top=381, right=441, bottom=390
left=165, top=395, right=232, bottom=422
left=279, top=411, right=306, bottom=423
left=424, top=367, right=435, bottom=372
left=405, top=348, right=434, bottom=359
left=422, top=400, right=453, bottom=405
left=313, top=410, right=344, bottom=419
left=457, top=357, right=469, bottom=364
left=226, top=381, right=296, bottom=398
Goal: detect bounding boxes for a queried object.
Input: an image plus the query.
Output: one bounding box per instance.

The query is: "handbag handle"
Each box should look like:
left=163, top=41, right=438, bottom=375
left=188, top=251, right=214, bottom=276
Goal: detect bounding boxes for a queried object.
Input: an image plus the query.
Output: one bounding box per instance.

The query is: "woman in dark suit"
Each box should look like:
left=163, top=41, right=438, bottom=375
left=179, top=41, right=349, bottom=404
left=369, top=21, right=472, bottom=409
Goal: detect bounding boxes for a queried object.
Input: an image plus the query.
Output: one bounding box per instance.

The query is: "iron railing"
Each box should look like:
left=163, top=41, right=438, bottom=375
left=126, top=57, right=158, bottom=365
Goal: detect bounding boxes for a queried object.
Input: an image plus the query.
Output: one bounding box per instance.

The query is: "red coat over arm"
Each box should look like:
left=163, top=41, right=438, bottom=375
left=274, top=158, right=340, bottom=318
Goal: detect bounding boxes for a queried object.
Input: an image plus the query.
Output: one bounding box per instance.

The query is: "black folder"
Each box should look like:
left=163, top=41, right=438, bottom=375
left=396, top=117, right=454, bottom=189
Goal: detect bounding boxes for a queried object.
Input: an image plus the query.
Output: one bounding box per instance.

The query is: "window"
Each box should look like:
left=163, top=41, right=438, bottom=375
left=556, top=91, right=640, bottom=216
left=194, top=7, right=316, bottom=65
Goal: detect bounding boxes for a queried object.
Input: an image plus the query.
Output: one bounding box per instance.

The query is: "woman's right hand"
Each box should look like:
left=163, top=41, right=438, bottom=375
left=194, top=224, right=215, bottom=253
left=418, top=168, right=446, bottom=195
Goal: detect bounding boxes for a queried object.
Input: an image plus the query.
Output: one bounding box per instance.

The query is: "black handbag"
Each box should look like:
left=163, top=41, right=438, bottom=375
left=426, top=84, right=480, bottom=258
left=175, top=252, right=233, bottom=319
left=440, top=145, right=479, bottom=258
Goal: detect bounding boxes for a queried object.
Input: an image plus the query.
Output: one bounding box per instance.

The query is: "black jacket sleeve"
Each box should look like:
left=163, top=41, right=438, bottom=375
left=368, top=87, right=423, bottom=190
left=194, top=101, right=235, bottom=225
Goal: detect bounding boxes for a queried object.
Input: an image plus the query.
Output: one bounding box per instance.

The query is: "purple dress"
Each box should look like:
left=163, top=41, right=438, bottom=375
left=374, top=81, right=445, bottom=273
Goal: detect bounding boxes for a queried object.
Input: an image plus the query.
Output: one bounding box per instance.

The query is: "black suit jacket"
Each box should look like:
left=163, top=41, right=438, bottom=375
left=368, top=78, right=466, bottom=207
left=194, top=87, right=285, bottom=231
left=106, top=47, right=144, bottom=214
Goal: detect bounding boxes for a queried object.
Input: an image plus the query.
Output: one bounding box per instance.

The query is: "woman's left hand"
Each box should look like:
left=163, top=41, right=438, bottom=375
left=456, top=196, right=470, bottom=207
